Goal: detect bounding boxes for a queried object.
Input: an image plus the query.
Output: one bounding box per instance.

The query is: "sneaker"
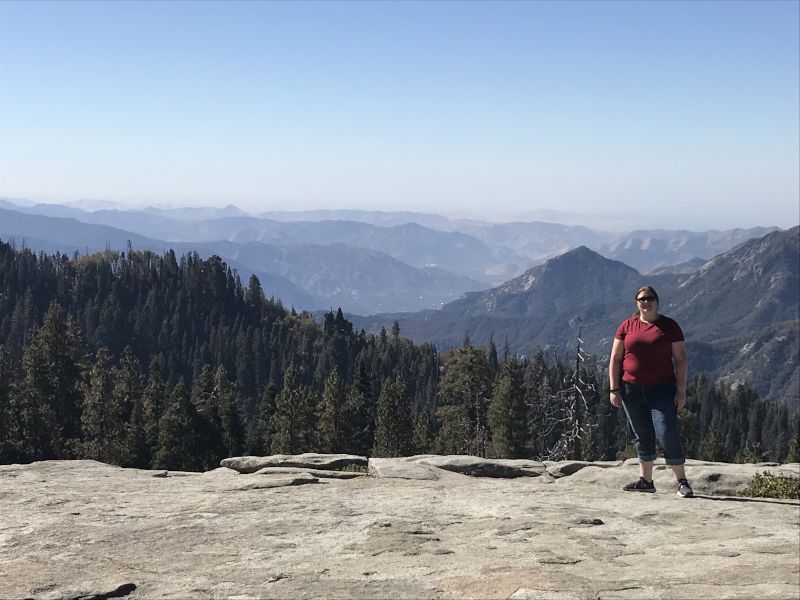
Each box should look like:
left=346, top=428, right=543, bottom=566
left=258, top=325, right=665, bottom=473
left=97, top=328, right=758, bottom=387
left=623, top=477, right=656, bottom=493
left=676, top=478, right=694, bottom=498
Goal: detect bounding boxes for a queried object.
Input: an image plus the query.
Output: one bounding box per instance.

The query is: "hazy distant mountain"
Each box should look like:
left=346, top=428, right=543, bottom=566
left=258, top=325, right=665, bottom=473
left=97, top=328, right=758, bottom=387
left=139, top=204, right=250, bottom=220
left=463, top=221, right=615, bottom=263
left=0, top=207, right=166, bottom=251
left=2, top=199, right=781, bottom=283
left=258, top=207, right=634, bottom=233
left=596, top=227, right=779, bottom=272
left=2, top=201, right=249, bottom=229
left=63, top=199, right=126, bottom=211
left=256, top=209, right=621, bottom=260
left=512, top=208, right=635, bottom=231
left=259, top=209, right=466, bottom=231
left=0, top=207, right=320, bottom=309
left=3, top=202, right=94, bottom=220
left=31, top=210, right=528, bottom=285
left=0, top=206, right=486, bottom=314
left=256, top=207, right=781, bottom=272
left=174, top=240, right=486, bottom=315
left=0, top=197, right=36, bottom=209
left=225, top=220, right=526, bottom=283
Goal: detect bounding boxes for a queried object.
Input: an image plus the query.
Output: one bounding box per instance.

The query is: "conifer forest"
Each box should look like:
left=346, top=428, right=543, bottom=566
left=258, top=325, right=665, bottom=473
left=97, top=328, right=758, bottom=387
left=0, top=241, right=796, bottom=470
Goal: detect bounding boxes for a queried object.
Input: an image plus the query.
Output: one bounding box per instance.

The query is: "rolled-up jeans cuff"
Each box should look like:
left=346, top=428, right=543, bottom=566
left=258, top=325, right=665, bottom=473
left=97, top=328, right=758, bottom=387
left=637, top=454, right=657, bottom=463
left=665, top=457, right=685, bottom=465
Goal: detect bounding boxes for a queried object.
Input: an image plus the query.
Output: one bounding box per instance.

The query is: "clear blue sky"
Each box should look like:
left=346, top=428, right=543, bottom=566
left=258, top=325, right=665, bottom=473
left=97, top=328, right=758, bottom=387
left=1, top=0, right=797, bottom=229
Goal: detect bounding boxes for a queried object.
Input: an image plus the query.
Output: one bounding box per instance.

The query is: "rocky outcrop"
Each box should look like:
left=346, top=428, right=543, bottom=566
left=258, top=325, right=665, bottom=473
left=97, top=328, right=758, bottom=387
left=252, top=466, right=366, bottom=479
left=403, top=455, right=547, bottom=478
left=544, top=460, right=623, bottom=478
left=228, top=472, right=319, bottom=490
left=2, top=458, right=798, bottom=600
left=220, top=453, right=367, bottom=473
left=368, top=457, right=446, bottom=480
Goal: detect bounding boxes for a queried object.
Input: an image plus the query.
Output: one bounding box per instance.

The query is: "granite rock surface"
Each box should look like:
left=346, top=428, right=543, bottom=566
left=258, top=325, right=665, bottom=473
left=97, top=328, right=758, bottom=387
left=1, top=458, right=798, bottom=600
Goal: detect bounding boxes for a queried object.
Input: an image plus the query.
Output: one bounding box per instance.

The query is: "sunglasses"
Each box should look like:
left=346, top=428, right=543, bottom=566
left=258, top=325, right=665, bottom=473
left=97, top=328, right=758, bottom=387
left=637, top=296, right=657, bottom=303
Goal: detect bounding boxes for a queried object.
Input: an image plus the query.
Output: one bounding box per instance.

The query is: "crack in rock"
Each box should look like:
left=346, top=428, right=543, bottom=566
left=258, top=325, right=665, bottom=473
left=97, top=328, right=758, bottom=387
left=28, top=582, right=138, bottom=600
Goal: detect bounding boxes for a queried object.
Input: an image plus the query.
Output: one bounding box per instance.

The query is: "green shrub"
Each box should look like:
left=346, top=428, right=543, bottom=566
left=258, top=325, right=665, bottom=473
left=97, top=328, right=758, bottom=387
left=740, top=471, right=800, bottom=500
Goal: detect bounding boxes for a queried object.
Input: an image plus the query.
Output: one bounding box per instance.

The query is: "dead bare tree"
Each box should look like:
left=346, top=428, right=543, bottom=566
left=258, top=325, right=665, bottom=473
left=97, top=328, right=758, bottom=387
left=538, top=319, right=597, bottom=461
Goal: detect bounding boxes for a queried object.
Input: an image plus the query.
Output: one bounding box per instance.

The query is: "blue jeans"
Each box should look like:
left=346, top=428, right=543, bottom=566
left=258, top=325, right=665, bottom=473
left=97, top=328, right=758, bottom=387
left=621, top=381, right=685, bottom=465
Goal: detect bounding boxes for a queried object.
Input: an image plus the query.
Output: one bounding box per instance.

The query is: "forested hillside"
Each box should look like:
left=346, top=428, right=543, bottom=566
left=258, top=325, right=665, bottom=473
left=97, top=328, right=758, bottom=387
left=0, top=241, right=796, bottom=469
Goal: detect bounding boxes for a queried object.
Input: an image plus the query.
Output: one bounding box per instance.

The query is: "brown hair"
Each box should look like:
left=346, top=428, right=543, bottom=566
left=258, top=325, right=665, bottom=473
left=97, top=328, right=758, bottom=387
left=631, top=286, right=659, bottom=318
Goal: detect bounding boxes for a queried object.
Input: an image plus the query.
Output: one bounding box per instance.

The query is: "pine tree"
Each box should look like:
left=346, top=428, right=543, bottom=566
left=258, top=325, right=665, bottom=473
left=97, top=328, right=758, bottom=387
left=154, top=381, right=204, bottom=471
left=246, top=274, right=265, bottom=308
left=16, top=302, right=86, bottom=460
left=235, top=334, right=257, bottom=420
left=250, top=381, right=276, bottom=455
left=586, top=386, right=619, bottom=461
left=191, top=365, right=216, bottom=419
left=487, top=337, right=499, bottom=381
left=317, top=369, right=345, bottom=453
left=113, top=347, right=143, bottom=467
left=786, top=430, right=800, bottom=463
left=139, top=356, right=165, bottom=466
left=700, top=423, right=724, bottom=462
left=678, top=408, right=701, bottom=460
left=270, top=364, right=315, bottom=454
left=412, top=408, right=434, bottom=455
left=343, top=355, right=374, bottom=456
left=436, top=346, right=491, bottom=456
left=191, top=364, right=222, bottom=469
left=723, top=384, right=754, bottom=460
left=0, top=347, right=17, bottom=462
left=127, top=394, right=150, bottom=469
left=736, top=440, right=765, bottom=464
left=487, top=358, right=527, bottom=458
left=81, top=347, right=127, bottom=464
left=372, top=375, right=412, bottom=457
left=213, top=365, right=243, bottom=459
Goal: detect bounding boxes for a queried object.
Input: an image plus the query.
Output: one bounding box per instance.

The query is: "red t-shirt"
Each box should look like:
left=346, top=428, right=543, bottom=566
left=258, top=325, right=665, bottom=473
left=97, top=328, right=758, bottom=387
left=614, top=315, right=684, bottom=386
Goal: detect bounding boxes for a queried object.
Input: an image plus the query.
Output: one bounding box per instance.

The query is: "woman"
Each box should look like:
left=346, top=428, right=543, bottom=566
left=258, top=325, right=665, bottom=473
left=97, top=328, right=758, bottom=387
left=609, top=286, right=693, bottom=498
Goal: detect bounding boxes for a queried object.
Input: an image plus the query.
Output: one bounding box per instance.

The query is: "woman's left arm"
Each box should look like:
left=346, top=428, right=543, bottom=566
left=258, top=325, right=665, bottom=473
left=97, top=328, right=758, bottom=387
left=672, top=341, right=687, bottom=409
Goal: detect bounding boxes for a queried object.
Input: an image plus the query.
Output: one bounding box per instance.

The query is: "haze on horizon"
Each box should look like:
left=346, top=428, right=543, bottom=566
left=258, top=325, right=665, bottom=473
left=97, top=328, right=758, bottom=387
left=0, top=0, right=798, bottom=231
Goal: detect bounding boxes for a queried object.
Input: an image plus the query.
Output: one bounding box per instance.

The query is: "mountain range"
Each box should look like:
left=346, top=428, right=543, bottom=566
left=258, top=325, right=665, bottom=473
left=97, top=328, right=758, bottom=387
left=0, top=199, right=779, bottom=312
left=350, top=227, right=799, bottom=405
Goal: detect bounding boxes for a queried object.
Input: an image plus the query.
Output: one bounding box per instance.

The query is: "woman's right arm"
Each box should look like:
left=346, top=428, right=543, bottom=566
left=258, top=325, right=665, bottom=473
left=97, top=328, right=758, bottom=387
left=609, top=338, right=624, bottom=407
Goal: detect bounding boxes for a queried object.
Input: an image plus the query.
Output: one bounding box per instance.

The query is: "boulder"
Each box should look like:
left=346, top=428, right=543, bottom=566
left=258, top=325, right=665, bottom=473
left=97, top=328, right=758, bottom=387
left=201, top=467, right=240, bottom=477
left=368, top=458, right=443, bottom=480
left=221, top=453, right=367, bottom=473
